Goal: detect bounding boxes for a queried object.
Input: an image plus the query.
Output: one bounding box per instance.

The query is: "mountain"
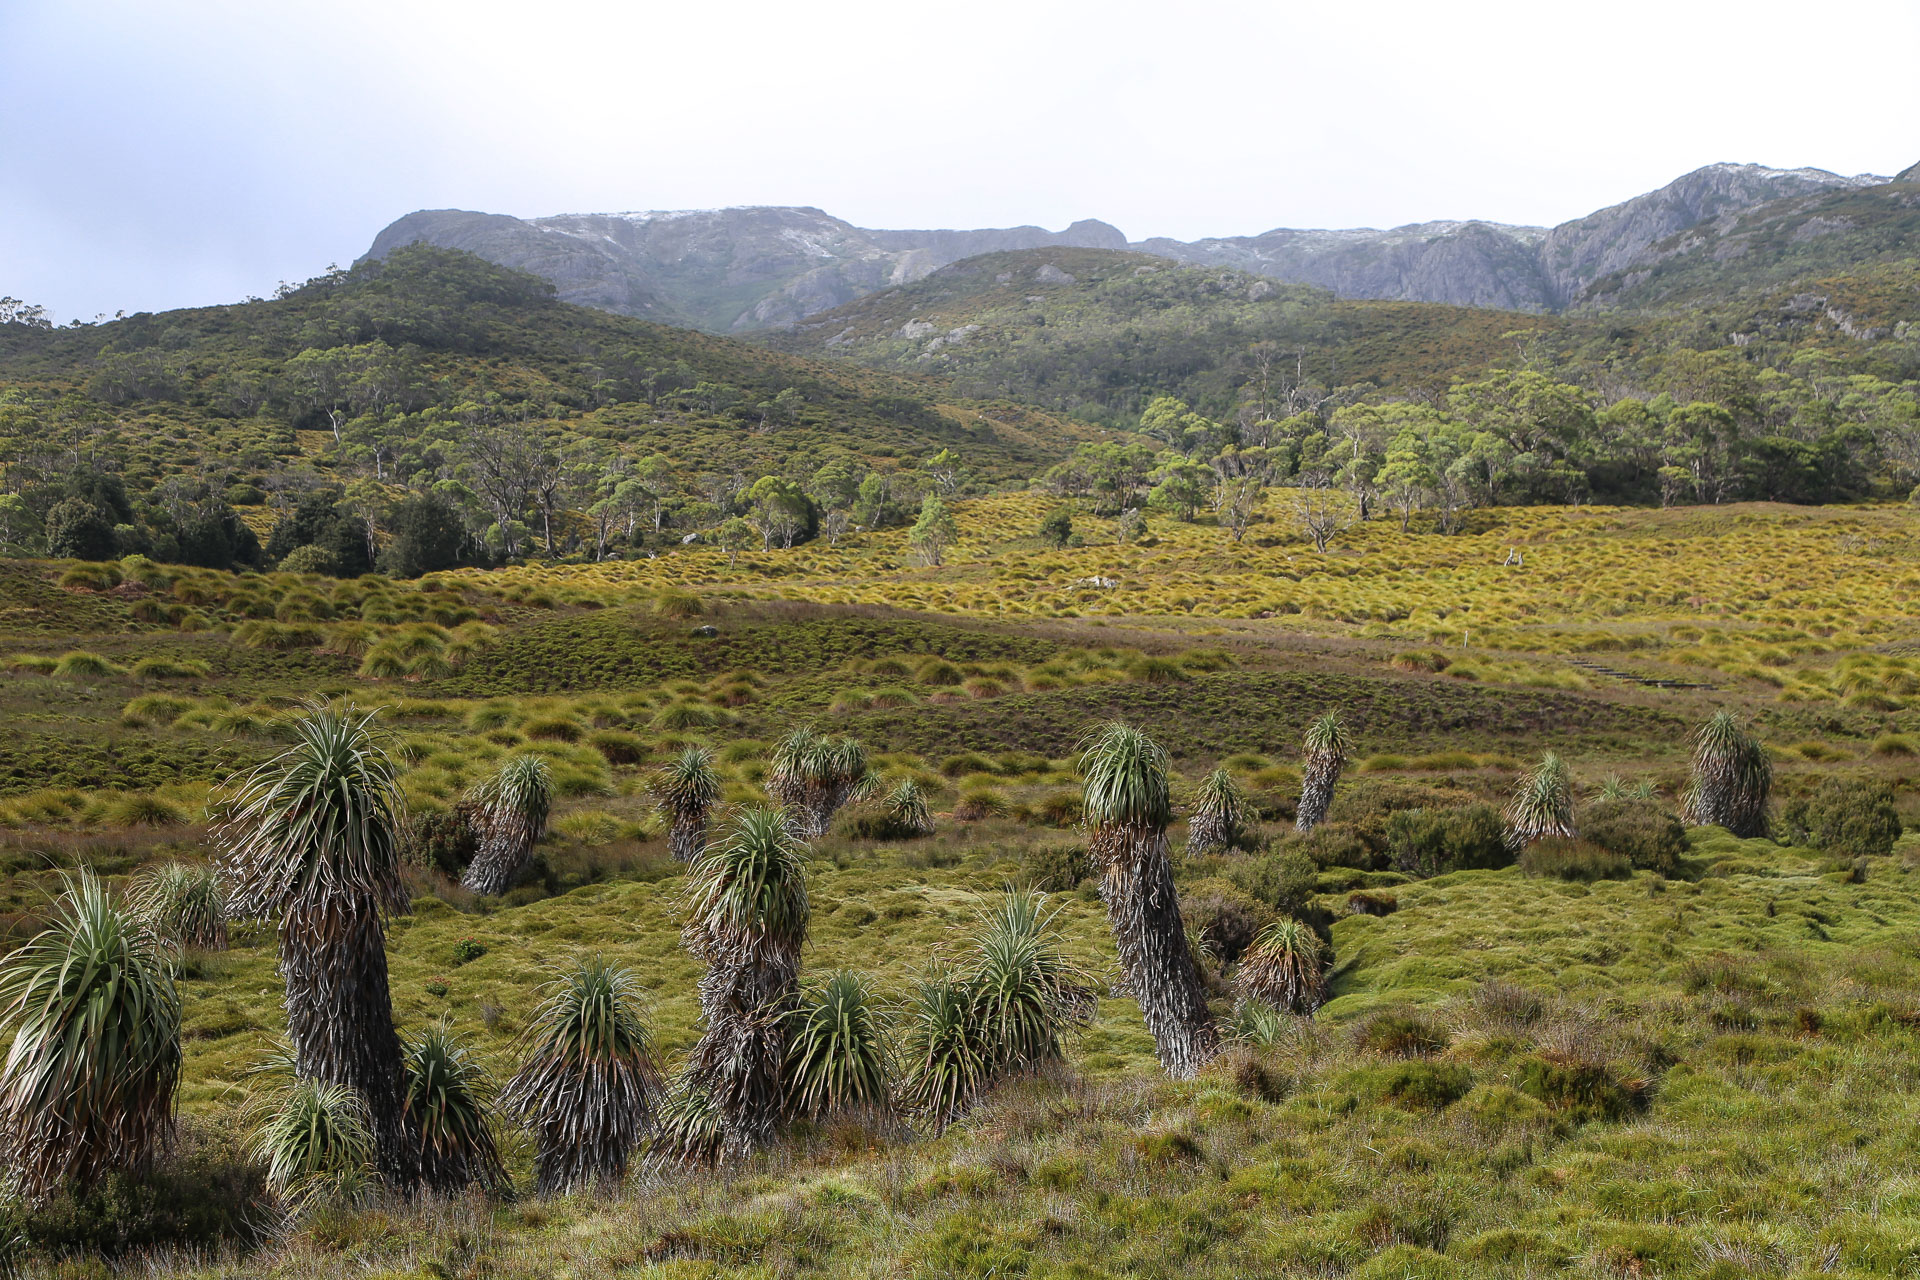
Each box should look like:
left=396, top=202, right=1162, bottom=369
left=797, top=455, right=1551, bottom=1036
left=363, top=208, right=1128, bottom=333
left=364, top=164, right=1897, bottom=331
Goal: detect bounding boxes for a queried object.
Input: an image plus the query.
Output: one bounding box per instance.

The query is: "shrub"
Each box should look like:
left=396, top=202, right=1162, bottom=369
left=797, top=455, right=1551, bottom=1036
left=401, top=807, right=478, bottom=875
left=1783, top=776, right=1902, bottom=858
left=1026, top=790, right=1082, bottom=828
left=1178, top=879, right=1274, bottom=966
left=1354, top=1009, right=1447, bottom=1058
left=451, top=938, right=487, bottom=965
left=1517, top=837, right=1630, bottom=882
left=1226, top=846, right=1319, bottom=917
left=1355, top=1060, right=1473, bottom=1110
left=1022, top=843, right=1089, bottom=892
left=1385, top=803, right=1507, bottom=878
left=1514, top=1051, right=1646, bottom=1121
left=586, top=729, right=647, bottom=765
left=1579, top=797, right=1687, bottom=874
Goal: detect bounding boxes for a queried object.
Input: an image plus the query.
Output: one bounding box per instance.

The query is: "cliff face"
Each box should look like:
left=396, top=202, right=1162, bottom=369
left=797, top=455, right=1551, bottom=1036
left=363, top=207, right=1127, bottom=332
left=362, top=164, right=1896, bottom=329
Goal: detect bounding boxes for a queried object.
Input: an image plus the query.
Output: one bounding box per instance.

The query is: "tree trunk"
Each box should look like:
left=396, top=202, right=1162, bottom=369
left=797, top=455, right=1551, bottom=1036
left=684, top=951, right=797, bottom=1162
left=280, top=898, right=420, bottom=1189
left=669, top=809, right=709, bottom=864
left=1296, top=751, right=1343, bottom=831
left=461, top=823, right=534, bottom=896
left=1090, top=824, right=1217, bottom=1078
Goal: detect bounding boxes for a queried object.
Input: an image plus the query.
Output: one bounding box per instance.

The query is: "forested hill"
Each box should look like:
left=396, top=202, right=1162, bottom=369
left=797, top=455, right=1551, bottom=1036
left=0, top=246, right=1107, bottom=570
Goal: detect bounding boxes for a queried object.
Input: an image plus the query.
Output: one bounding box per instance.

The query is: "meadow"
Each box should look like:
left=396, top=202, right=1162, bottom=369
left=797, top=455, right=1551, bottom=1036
left=0, top=492, right=1918, bottom=1279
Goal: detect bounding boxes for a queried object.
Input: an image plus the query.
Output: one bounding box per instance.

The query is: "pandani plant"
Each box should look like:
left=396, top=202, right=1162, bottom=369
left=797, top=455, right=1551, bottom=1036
left=1235, top=918, right=1328, bottom=1015
left=501, top=955, right=662, bottom=1194
left=460, top=755, right=555, bottom=895
left=784, top=970, right=892, bottom=1122
left=768, top=727, right=875, bottom=837
left=1185, top=766, right=1246, bottom=856
left=651, top=745, right=722, bottom=863
left=1295, top=711, right=1353, bottom=832
left=885, top=778, right=936, bottom=839
left=0, top=872, right=180, bottom=1203
left=1080, top=722, right=1219, bottom=1078
left=1681, top=711, right=1772, bottom=837
left=403, top=1021, right=507, bottom=1195
left=130, top=860, right=228, bottom=951
left=216, top=703, right=420, bottom=1189
left=671, top=805, right=810, bottom=1163
left=245, top=1049, right=376, bottom=1215
left=1505, top=751, right=1577, bottom=850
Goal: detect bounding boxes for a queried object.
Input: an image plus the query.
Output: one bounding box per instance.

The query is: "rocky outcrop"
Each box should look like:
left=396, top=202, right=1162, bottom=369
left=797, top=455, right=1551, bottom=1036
left=362, top=164, right=1893, bottom=328
left=363, top=207, right=1127, bottom=332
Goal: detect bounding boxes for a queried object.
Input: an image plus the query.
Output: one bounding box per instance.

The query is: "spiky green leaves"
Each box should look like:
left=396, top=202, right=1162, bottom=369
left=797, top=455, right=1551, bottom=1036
left=651, top=746, right=722, bottom=863
left=502, top=956, right=662, bottom=1195
left=785, top=971, right=892, bottom=1120
left=461, top=755, right=555, bottom=895
left=899, top=891, right=1094, bottom=1130
left=130, top=861, right=227, bottom=950
left=683, top=806, right=811, bottom=968
left=403, top=1022, right=505, bottom=1195
left=1682, top=712, right=1772, bottom=838
left=216, top=703, right=405, bottom=921
left=248, top=1076, right=375, bottom=1214
left=1080, top=723, right=1219, bottom=1079
left=1236, top=919, right=1327, bottom=1015
left=0, top=873, right=180, bottom=1203
left=769, top=728, right=873, bottom=837
left=1186, top=767, right=1246, bottom=856
left=1079, top=722, right=1172, bottom=831
left=1296, top=711, right=1352, bottom=832
left=1506, top=752, right=1576, bottom=850
left=887, top=779, right=936, bottom=838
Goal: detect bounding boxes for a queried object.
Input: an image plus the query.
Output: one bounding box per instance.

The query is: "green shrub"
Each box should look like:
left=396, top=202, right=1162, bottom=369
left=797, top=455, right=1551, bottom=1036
left=1514, top=1052, right=1646, bottom=1121
left=1517, top=838, right=1630, bottom=882
left=1022, top=843, right=1089, bottom=892
left=1297, top=822, right=1378, bottom=870
left=1579, top=797, right=1687, bottom=874
left=586, top=730, right=647, bottom=765
left=1384, top=803, right=1507, bottom=878
left=0, top=1122, right=267, bottom=1256
left=1178, top=879, right=1274, bottom=966
left=1227, top=846, right=1319, bottom=917
left=1783, top=775, right=1902, bottom=858
left=1354, top=1009, right=1447, bottom=1058
left=451, top=938, right=487, bottom=965
left=1352, top=1061, right=1473, bottom=1111
left=402, top=808, right=477, bottom=875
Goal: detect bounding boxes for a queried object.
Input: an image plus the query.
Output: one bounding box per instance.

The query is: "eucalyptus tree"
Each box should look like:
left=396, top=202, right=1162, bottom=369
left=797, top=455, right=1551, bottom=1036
left=1186, top=766, right=1246, bottom=856
left=0, top=873, right=180, bottom=1202
left=651, top=746, right=723, bottom=863
left=1682, top=711, right=1772, bottom=837
left=1295, top=712, right=1353, bottom=832
left=502, top=956, right=662, bottom=1194
left=1080, top=722, right=1218, bottom=1078
left=461, top=755, right=554, bottom=895
left=217, top=704, right=420, bottom=1188
left=675, top=805, right=811, bottom=1161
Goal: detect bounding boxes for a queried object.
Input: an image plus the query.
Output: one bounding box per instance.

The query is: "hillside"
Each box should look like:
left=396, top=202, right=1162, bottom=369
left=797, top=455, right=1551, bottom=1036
left=362, top=163, right=1898, bottom=330
left=0, top=245, right=1110, bottom=568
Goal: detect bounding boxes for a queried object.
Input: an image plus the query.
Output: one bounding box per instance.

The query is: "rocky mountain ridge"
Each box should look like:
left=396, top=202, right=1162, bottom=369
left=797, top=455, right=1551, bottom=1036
left=363, top=162, right=1902, bottom=330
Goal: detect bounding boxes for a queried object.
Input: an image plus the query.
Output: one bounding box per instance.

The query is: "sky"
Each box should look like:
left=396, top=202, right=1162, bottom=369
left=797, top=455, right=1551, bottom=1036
left=3, top=0, right=1916, bottom=323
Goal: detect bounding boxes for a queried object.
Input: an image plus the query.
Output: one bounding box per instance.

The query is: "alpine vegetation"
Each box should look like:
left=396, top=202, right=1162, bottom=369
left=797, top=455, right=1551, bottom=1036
left=1236, top=918, right=1328, bottom=1015
left=897, top=975, right=991, bottom=1129
left=502, top=956, right=662, bottom=1195
left=1506, top=751, right=1577, bottom=849
left=216, top=704, right=420, bottom=1189
left=248, top=1074, right=377, bottom=1214
left=0, top=872, right=180, bottom=1203
left=1682, top=711, right=1773, bottom=838
left=651, top=745, right=723, bottom=863
left=674, top=805, right=811, bottom=1162
left=130, top=860, right=228, bottom=950
left=769, top=727, right=875, bottom=838
left=1295, top=712, right=1353, bottom=832
left=885, top=778, right=937, bottom=839
left=461, top=754, right=555, bottom=895
left=1080, top=722, right=1219, bottom=1078
left=784, top=970, right=893, bottom=1121
left=404, top=1021, right=508, bottom=1195
left=1186, top=766, right=1247, bottom=856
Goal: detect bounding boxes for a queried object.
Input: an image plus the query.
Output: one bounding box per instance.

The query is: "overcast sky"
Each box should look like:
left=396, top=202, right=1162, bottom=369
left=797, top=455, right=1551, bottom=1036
left=4, top=0, right=1915, bottom=323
